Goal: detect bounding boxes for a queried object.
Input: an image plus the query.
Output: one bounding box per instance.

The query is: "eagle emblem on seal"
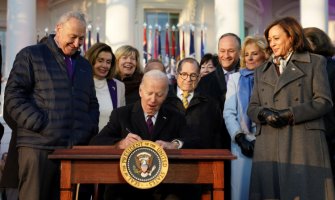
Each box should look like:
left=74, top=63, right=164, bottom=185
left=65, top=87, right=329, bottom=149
left=134, top=152, right=157, bottom=177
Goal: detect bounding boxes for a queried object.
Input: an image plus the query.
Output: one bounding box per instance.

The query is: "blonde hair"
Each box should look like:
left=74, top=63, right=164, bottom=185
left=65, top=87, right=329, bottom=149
left=240, top=35, right=269, bottom=69
left=113, top=45, right=143, bottom=78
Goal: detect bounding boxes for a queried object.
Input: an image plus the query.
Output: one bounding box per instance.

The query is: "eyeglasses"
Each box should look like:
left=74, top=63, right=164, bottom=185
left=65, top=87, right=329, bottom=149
left=178, top=72, right=199, bottom=81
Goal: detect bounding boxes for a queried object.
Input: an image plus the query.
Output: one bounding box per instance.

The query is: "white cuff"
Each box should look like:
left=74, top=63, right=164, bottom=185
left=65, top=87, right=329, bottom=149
left=171, top=139, right=183, bottom=149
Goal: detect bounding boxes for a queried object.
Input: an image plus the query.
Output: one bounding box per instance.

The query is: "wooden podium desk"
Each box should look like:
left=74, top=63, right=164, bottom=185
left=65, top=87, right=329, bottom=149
left=49, top=147, right=236, bottom=200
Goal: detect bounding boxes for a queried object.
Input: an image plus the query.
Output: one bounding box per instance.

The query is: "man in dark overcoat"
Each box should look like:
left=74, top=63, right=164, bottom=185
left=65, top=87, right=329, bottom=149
left=164, top=57, right=226, bottom=149
left=4, top=11, right=99, bottom=200
left=196, top=33, right=241, bottom=111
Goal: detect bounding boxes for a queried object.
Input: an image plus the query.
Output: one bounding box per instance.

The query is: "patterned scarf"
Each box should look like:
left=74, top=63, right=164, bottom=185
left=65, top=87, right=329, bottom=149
left=272, top=51, right=293, bottom=74
left=238, top=69, right=254, bottom=133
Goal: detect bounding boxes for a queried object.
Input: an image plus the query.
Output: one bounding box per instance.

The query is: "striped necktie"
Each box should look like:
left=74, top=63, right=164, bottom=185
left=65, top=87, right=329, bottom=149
left=182, top=91, right=190, bottom=109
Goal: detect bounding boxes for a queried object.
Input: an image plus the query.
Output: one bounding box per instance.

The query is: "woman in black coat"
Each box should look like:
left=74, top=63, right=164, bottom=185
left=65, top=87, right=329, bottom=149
left=304, top=27, right=335, bottom=182
left=0, top=103, right=19, bottom=200
left=113, top=45, right=143, bottom=105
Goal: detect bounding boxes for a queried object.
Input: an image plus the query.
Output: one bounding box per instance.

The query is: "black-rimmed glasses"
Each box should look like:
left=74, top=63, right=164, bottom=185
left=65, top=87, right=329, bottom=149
left=178, top=72, right=199, bottom=81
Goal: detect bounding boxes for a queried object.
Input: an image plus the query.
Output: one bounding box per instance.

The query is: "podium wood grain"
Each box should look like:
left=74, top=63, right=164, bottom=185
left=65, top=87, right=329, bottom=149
left=49, top=147, right=236, bottom=200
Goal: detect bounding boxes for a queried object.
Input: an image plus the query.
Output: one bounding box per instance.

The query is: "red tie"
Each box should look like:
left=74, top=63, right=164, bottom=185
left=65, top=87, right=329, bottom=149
left=146, top=116, right=154, bottom=135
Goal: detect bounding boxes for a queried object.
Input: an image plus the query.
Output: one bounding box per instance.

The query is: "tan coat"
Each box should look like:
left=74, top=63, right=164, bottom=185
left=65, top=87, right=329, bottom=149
left=247, top=51, right=335, bottom=200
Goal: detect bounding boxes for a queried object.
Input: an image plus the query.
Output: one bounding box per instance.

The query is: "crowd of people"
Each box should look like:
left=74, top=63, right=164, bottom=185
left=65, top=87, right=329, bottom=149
left=0, top=10, right=334, bottom=200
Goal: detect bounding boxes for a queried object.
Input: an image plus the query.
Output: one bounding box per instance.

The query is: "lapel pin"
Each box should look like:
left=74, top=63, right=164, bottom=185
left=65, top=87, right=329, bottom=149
left=163, top=116, right=167, bottom=120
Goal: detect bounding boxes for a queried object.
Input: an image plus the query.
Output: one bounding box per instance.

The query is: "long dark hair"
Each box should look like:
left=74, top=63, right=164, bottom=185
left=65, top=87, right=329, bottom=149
left=304, top=27, right=335, bottom=57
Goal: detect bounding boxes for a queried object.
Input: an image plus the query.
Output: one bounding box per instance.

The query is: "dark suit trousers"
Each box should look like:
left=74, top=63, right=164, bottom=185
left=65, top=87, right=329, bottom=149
left=18, top=147, right=60, bottom=200
left=5, top=188, right=19, bottom=200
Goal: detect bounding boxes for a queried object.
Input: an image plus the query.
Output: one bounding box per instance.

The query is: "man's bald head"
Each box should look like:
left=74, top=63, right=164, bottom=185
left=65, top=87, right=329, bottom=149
left=144, top=59, right=166, bottom=73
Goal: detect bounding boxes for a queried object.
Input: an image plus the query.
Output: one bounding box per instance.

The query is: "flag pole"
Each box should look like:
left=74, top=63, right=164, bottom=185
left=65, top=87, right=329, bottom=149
left=96, top=26, right=100, bottom=43
left=87, top=24, right=92, bottom=49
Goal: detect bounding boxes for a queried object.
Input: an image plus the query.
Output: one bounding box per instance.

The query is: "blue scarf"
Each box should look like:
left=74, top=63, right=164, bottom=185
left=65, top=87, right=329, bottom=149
left=238, top=69, right=254, bottom=133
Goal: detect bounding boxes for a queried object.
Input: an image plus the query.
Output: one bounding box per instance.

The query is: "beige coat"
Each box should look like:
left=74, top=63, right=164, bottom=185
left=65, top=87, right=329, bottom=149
left=247, top=51, right=335, bottom=200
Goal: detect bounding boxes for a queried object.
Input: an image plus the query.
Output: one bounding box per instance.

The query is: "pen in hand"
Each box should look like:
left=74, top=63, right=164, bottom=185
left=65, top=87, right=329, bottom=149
left=119, top=128, right=140, bottom=149
left=124, top=128, right=142, bottom=143
left=126, top=128, right=132, bottom=134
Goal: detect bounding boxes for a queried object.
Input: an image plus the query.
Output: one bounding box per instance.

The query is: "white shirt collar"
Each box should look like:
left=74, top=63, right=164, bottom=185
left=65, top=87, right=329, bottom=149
left=177, top=87, right=194, bottom=102
left=144, top=112, right=158, bottom=124
left=222, top=68, right=234, bottom=74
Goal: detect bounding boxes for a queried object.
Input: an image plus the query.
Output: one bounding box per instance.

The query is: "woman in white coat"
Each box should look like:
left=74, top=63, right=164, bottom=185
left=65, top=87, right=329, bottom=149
left=224, top=36, right=268, bottom=200
left=85, top=43, right=126, bottom=131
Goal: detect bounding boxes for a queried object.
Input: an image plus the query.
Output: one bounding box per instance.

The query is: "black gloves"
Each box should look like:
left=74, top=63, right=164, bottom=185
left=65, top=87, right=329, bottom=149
left=235, top=133, right=255, bottom=158
left=277, top=109, right=294, bottom=125
left=258, top=108, right=293, bottom=128
left=257, top=108, right=282, bottom=127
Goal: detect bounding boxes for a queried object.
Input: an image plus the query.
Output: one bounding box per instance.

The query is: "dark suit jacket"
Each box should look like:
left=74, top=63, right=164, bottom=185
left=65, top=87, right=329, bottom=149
left=0, top=103, right=19, bottom=188
left=196, top=62, right=240, bottom=110
left=195, top=63, right=240, bottom=200
left=324, top=57, right=335, bottom=178
left=164, top=85, right=227, bottom=149
left=90, top=101, right=199, bottom=148
left=324, top=57, right=335, bottom=134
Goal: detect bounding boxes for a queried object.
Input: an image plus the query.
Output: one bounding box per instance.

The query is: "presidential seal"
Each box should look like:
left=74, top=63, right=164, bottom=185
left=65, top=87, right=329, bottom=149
left=120, top=140, right=169, bottom=189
